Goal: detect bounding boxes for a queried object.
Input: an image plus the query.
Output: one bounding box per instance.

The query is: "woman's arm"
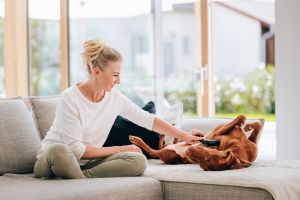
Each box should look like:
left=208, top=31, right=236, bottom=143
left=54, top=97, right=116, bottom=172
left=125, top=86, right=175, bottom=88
left=116, top=91, right=202, bottom=144
left=81, top=145, right=143, bottom=159
left=152, top=117, right=203, bottom=144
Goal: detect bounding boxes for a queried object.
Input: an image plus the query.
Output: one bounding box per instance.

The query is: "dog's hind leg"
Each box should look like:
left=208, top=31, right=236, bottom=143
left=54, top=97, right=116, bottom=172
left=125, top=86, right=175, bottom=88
left=129, top=135, right=160, bottom=158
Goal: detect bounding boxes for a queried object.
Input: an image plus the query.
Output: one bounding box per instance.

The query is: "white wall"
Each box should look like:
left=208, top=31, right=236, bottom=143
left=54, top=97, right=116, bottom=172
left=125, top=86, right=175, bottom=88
left=212, top=3, right=261, bottom=78
left=276, top=0, right=300, bottom=160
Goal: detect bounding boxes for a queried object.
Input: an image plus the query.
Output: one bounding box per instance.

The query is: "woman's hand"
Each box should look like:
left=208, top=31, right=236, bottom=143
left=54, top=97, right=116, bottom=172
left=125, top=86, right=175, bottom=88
left=182, top=130, right=205, bottom=144
left=152, top=117, right=205, bottom=145
left=189, top=129, right=205, bottom=137
left=120, top=145, right=143, bottom=153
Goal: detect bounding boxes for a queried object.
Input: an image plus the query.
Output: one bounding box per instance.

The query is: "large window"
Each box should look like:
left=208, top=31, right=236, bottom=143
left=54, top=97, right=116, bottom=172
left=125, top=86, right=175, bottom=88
left=0, top=0, right=4, bottom=97
left=69, top=0, right=154, bottom=105
left=28, top=0, right=60, bottom=96
left=162, top=0, right=200, bottom=116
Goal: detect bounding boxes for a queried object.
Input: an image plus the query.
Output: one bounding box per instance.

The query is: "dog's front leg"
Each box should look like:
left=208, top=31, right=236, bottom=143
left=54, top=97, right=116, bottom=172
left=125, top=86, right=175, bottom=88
left=212, top=115, right=246, bottom=136
left=129, top=135, right=160, bottom=158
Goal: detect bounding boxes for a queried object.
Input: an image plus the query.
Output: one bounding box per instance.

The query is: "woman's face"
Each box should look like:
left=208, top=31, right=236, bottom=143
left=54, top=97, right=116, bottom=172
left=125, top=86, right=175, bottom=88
left=96, top=60, right=121, bottom=91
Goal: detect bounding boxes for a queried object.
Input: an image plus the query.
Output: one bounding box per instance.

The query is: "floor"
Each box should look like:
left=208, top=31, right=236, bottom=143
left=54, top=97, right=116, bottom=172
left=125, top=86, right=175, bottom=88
left=257, top=122, right=276, bottom=159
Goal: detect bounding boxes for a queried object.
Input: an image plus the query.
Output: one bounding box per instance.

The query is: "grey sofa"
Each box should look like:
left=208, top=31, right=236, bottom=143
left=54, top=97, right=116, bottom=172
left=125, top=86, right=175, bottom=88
left=0, top=97, right=275, bottom=200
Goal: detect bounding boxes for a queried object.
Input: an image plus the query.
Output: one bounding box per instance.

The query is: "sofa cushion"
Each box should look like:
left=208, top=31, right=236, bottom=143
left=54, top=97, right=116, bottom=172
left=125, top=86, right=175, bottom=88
left=30, top=96, right=60, bottom=139
left=0, top=174, right=162, bottom=200
left=0, top=99, right=41, bottom=174
left=145, top=160, right=274, bottom=200
left=145, top=159, right=300, bottom=200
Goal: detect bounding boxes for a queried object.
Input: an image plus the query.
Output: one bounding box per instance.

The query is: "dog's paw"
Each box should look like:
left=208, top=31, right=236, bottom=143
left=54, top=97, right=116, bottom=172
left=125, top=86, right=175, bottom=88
left=237, top=115, right=246, bottom=126
left=244, top=122, right=262, bottom=132
left=244, top=124, right=253, bottom=132
left=128, top=135, right=142, bottom=145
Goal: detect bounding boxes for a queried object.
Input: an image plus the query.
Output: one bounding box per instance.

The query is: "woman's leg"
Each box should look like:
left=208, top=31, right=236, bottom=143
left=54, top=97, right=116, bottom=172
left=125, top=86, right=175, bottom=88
left=34, top=143, right=86, bottom=179
left=82, top=152, right=147, bottom=178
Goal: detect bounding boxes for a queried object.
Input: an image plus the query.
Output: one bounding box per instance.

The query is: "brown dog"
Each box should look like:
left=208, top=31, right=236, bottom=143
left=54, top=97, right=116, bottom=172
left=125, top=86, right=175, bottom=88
left=129, top=115, right=262, bottom=171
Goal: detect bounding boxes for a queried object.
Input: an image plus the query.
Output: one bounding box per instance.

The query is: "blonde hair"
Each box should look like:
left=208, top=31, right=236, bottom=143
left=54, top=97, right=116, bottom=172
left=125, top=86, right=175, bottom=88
left=81, top=39, right=122, bottom=75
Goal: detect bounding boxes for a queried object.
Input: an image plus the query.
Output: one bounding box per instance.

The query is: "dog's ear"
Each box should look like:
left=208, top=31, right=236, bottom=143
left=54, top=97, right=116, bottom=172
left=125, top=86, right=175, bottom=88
left=222, top=150, right=241, bottom=170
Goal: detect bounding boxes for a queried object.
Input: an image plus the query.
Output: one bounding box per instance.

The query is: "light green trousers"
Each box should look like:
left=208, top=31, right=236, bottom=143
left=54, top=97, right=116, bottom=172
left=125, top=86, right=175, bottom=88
left=34, top=143, right=147, bottom=179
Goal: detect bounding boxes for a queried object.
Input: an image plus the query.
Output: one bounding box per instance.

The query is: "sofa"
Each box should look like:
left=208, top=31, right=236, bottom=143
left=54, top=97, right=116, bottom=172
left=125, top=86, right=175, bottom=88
left=1, top=96, right=300, bottom=200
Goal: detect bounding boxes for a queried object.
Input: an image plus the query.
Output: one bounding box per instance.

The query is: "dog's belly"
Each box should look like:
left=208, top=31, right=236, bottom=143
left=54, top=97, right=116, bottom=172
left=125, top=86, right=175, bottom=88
left=164, top=142, right=191, bottom=157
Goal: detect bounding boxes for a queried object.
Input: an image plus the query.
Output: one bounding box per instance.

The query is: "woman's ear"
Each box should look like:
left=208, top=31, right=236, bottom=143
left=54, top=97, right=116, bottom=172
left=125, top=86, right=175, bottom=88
left=91, top=66, right=101, bottom=77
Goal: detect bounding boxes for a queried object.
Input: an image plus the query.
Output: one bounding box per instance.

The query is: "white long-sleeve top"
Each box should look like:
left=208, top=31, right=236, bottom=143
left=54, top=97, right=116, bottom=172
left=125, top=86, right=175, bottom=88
left=37, top=85, right=155, bottom=162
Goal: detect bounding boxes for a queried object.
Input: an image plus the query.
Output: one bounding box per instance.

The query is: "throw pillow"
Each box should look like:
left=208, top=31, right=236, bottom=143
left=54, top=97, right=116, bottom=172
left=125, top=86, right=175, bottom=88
left=159, top=101, right=183, bottom=126
left=0, top=99, right=41, bottom=174
left=30, top=96, right=60, bottom=139
left=159, top=101, right=184, bottom=144
left=103, top=101, right=160, bottom=159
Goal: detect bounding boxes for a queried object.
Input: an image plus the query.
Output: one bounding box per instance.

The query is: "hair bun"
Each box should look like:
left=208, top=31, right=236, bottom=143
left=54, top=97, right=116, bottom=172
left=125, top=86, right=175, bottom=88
left=82, top=39, right=106, bottom=63
left=81, top=39, right=122, bottom=75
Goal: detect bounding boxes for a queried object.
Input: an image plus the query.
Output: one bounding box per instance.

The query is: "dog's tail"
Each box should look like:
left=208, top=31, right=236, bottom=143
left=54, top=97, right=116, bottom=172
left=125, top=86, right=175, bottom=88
left=129, top=135, right=160, bottom=158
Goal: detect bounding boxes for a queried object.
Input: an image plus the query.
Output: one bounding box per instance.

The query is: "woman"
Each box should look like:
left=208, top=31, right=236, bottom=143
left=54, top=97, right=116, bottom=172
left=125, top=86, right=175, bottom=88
left=34, top=39, right=202, bottom=179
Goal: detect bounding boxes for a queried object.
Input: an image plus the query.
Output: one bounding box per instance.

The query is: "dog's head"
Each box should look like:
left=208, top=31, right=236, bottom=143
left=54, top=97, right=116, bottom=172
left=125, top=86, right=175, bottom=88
left=186, top=145, right=241, bottom=171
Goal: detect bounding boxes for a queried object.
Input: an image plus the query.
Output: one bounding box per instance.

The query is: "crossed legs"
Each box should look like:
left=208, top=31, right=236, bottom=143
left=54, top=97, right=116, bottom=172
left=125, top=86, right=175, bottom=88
left=34, top=143, right=147, bottom=179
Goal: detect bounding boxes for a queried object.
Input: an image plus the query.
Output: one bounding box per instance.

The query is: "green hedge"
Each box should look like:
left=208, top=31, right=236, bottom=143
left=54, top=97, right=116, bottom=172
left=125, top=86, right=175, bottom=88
left=165, top=65, right=275, bottom=115
left=215, top=65, right=275, bottom=114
